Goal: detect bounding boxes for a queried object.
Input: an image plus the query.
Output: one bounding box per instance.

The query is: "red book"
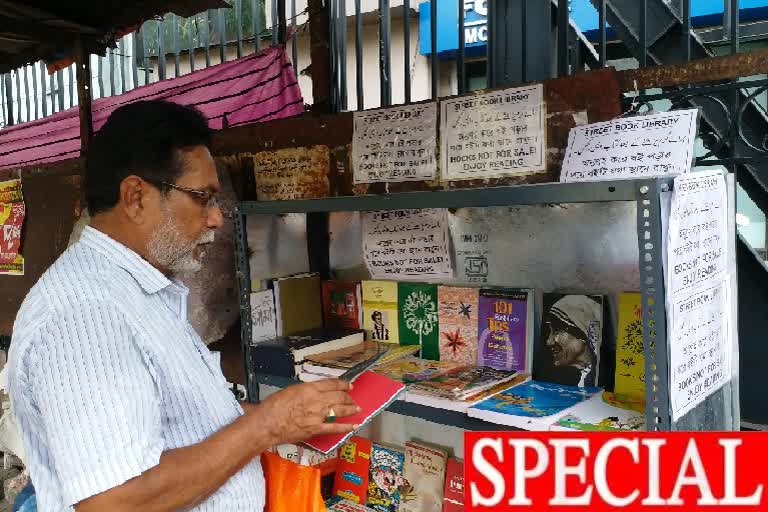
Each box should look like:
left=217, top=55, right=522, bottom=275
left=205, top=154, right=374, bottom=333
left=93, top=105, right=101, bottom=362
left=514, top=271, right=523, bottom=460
left=443, top=458, right=464, bottom=512
left=303, top=371, right=405, bottom=454
left=322, top=281, right=362, bottom=330
left=331, top=436, right=372, bottom=504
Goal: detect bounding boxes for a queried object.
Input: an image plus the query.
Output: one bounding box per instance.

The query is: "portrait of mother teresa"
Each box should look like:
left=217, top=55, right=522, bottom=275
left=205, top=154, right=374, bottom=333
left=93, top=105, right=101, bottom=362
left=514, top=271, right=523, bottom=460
left=542, top=295, right=603, bottom=387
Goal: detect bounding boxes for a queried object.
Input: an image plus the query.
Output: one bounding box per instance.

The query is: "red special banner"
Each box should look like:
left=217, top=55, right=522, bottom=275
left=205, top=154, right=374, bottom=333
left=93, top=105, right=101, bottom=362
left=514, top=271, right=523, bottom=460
left=465, top=432, right=767, bottom=511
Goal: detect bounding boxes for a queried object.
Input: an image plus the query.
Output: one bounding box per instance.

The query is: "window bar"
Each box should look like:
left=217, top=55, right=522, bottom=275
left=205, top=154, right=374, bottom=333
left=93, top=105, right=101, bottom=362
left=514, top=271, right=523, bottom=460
left=430, top=0, right=437, bottom=99
left=13, top=69, right=21, bottom=121
left=252, top=0, right=261, bottom=52
left=188, top=18, right=196, bottom=72
left=236, top=0, right=244, bottom=59
left=23, top=66, right=30, bottom=122
left=403, top=0, right=411, bottom=103
left=457, top=0, right=465, bottom=94
left=0, top=77, right=5, bottom=126
left=218, top=8, right=227, bottom=63
left=172, top=14, right=181, bottom=77
left=355, top=0, right=363, bottom=110
left=39, top=62, right=48, bottom=116
left=598, top=0, right=606, bottom=67
left=278, top=0, right=287, bottom=45
left=291, top=0, right=298, bottom=76
left=68, top=64, right=74, bottom=107
left=204, top=11, right=212, bottom=67
left=682, top=0, right=691, bottom=62
left=487, top=0, right=494, bottom=86
left=109, top=47, right=116, bottom=96
left=118, top=37, right=127, bottom=94
left=328, top=0, right=337, bottom=111
left=56, top=69, right=65, bottom=112
left=132, top=33, right=140, bottom=89
left=557, top=0, right=569, bottom=76
left=141, top=27, right=151, bottom=84
left=31, top=64, right=39, bottom=119
left=158, top=20, right=167, bottom=80
left=730, top=0, right=739, bottom=55
left=49, top=69, right=57, bottom=111
left=272, top=0, right=279, bottom=46
left=2, top=74, right=12, bottom=125
left=639, top=0, right=647, bottom=67
left=338, top=0, right=347, bottom=109
left=379, top=0, right=392, bottom=106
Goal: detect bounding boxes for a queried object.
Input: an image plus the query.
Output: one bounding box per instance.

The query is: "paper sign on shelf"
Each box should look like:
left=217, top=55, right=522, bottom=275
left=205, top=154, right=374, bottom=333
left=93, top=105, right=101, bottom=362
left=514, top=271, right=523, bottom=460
left=440, top=84, right=546, bottom=181
left=0, top=179, right=25, bottom=276
left=561, top=108, right=699, bottom=182
left=665, top=169, right=731, bottom=421
left=362, top=208, right=453, bottom=281
left=353, top=103, right=438, bottom=184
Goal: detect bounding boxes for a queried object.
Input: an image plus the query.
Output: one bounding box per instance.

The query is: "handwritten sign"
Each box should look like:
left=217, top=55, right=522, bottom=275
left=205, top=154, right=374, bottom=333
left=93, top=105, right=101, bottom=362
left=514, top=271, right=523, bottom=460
left=440, top=84, right=546, bottom=181
left=561, top=109, right=698, bottom=182
left=353, top=103, right=438, bottom=183
left=362, top=208, right=453, bottom=280
left=666, top=169, right=731, bottom=421
left=0, top=179, right=24, bottom=276
left=252, top=145, right=330, bottom=201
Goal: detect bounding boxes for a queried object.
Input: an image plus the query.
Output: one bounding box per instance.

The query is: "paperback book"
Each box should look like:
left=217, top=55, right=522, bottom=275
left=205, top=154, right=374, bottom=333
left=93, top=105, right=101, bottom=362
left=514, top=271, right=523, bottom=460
left=373, top=356, right=463, bottom=384
left=614, top=292, right=645, bottom=402
left=332, top=436, right=372, bottom=504
left=398, top=282, right=440, bottom=358
left=302, top=342, right=419, bottom=377
left=250, top=289, right=277, bottom=343
left=322, top=281, right=363, bottom=330
left=551, top=391, right=646, bottom=431
left=273, top=273, right=323, bottom=336
left=477, top=288, right=533, bottom=373
left=367, top=444, right=408, bottom=512
left=362, top=281, right=400, bottom=344
left=437, top=286, right=480, bottom=365
left=400, top=442, right=448, bottom=512
left=442, top=458, right=464, bottom=512
left=404, top=374, right=530, bottom=413
left=406, top=365, right=519, bottom=400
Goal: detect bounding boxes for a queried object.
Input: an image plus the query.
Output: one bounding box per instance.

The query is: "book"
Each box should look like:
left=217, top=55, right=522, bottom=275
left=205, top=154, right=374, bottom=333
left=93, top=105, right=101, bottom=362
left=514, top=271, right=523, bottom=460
left=373, top=356, right=463, bottom=384
left=437, top=286, right=480, bottom=365
left=248, top=328, right=365, bottom=377
left=250, top=290, right=277, bottom=343
left=326, top=497, right=377, bottom=511
left=533, top=294, right=605, bottom=387
left=614, top=292, right=645, bottom=402
left=477, top=288, right=532, bottom=373
left=302, top=342, right=420, bottom=377
left=406, top=366, right=519, bottom=400
left=273, top=273, right=323, bottom=336
left=303, top=371, right=405, bottom=455
left=323, top=281, right=363, bottom=330
left=362, top=281, right=400, bottom=344
left=367, top=444, right=407, bottom=512
left=404, top=373, right=530, bottom=413
left=551, top=391, right=646, bottom=431
left=467, top=380, right=601, bottom=430
left=332, top=436, right=372, bottom=504
left=442, top=458, right=464, bottom=512
left=400, top=442, right=447, bottom=512
left=398, top=283, right=440, bottom=358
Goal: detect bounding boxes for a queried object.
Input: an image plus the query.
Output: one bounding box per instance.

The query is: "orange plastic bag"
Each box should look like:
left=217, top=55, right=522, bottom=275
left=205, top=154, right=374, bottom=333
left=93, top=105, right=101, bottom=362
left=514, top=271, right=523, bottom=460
left=261, top=450, right=327, bottom=512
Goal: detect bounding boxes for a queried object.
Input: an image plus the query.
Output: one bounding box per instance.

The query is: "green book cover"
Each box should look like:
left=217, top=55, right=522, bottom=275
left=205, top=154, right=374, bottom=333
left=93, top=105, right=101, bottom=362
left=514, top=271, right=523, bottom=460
left=398, top=282, right=439, bottom=359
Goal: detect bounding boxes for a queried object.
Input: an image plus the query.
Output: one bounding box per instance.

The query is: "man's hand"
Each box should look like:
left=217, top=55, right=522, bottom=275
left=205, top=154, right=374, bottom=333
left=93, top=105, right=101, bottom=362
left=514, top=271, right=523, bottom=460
left=257, top=378, right=360, bottom=445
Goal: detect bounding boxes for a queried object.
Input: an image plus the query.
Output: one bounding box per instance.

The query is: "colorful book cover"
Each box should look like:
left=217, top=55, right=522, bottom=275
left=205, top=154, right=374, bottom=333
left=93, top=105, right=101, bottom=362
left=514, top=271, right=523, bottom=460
left=398, top=283, right=440, bottom=358
left=442, top=459, right=464, bottom=512
left=323, top=281, right=362, bottom=330
left=362, top=281, right=400, bottom=344
left=326, top=497, right=377, bottom=511
left=407, top=366, right=518, bottom=400
left=615, top=292, right=645, bottom=402
left=373, top=356, right=463, bottom=384
left=469, top=380, right=601, bottom=419
left=250, top=290, right=277, bottom=343
left=400, top=442, right=447, bottom=512
left=367, top=444, right=408, bottom=512
left=332, top=436, right=372, bottom=504
left=437, top=286, right=480, bottom=365
left=304, top=342, right=419, bottom=372
left=534, top=294, right=605, bottom=387
left=552, top=392, right=646, bottom=431
left=477, top=288, right=529, bottom=372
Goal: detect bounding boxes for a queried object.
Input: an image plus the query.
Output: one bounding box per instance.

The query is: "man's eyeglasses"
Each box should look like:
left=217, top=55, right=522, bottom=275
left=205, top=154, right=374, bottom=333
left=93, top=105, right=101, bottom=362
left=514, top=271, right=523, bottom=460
left=151, top=180, right=233, bottom=218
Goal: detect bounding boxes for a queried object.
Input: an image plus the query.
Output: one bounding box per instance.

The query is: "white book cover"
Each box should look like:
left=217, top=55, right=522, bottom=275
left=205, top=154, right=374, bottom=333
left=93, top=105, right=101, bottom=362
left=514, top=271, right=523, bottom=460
left=250, top=290, right=277, bottom=343
left=550, top=392, right=646, bottom=432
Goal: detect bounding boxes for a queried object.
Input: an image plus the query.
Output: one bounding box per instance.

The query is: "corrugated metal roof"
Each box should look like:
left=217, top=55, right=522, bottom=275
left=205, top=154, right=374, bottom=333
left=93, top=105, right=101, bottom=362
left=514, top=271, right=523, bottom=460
left=0, top=0, right=230, bottom=73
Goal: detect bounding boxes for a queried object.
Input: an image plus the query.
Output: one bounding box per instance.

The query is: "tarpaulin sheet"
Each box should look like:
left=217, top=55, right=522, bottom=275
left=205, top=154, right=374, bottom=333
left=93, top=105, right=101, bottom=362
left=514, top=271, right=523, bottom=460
left=0, top=46, right=304, bottom=170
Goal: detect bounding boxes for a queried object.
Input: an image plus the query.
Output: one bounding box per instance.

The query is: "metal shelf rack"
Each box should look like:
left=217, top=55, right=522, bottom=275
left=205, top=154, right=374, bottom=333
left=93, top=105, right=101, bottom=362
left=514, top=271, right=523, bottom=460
left=233, top=178, right=675, bottom=431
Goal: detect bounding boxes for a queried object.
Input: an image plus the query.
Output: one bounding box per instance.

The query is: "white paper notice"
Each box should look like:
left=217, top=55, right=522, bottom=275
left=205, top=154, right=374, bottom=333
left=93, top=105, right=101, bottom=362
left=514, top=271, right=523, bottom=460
left=353, top=103, right=438, bottom=183
left=250, top=290, right=277, bottom=343
left=362, top=208, right=453, bottom=280
left=666, top=169, right=731, bottom=421
left=561, top=109, right=699, bottom=182
left=440, top=84, right=546, bottom=181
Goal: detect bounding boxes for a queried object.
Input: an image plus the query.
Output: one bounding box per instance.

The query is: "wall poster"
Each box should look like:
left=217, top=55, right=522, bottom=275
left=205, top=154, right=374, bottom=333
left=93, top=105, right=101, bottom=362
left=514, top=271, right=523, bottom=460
left=0, top=179, right=24, bottom=276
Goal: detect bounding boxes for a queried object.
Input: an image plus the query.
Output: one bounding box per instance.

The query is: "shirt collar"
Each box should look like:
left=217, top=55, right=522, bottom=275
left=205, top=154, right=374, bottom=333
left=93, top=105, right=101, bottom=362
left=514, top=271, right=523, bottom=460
left=79, top=226, right=173, bottom=295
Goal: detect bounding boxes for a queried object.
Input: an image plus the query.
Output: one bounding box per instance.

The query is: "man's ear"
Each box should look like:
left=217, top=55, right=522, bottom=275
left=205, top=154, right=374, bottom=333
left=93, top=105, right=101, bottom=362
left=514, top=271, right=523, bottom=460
left=119, top=176, right=150, bottom=224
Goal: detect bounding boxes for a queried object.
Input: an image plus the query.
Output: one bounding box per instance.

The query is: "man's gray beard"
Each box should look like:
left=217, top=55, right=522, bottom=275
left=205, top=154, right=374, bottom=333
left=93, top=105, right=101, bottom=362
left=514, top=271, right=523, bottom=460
left=146, top=213, right=214, bottom=274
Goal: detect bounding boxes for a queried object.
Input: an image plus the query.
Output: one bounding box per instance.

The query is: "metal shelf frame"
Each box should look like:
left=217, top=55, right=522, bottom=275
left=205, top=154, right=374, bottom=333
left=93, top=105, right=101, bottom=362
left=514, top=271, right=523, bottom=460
left=233, top=178, right=676, bottom=431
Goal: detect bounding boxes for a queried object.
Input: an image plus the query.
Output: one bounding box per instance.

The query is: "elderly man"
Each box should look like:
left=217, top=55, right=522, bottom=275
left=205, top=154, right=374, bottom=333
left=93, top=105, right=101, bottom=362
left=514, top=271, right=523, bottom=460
left=7, top=100, right=358, bottom=511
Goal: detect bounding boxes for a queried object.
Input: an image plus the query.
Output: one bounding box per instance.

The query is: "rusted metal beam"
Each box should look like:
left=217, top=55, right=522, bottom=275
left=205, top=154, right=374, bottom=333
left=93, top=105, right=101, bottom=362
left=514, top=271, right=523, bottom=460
left=307, top=0, right=331, bottom=112
left=74, top=38, right=93, bottom=207
left=617, top=48, right=768, bottom=91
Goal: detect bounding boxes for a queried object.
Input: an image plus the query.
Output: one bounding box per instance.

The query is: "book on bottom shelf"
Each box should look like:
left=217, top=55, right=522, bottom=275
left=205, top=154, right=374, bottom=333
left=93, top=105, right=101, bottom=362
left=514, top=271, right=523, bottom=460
left=400, top=442, right=447, bottom=512
left=325, top=497, right=376, bottom=511
left=332, top=436, right=372, bottom=504
left=442, top=458, right=464, bottom=512
left=367, top=444, right=407, bottom=512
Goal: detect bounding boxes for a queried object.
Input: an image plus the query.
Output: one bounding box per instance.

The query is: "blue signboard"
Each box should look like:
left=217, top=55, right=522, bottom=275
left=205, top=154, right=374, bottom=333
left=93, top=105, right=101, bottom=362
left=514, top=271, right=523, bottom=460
left=419, top=0, right=768, bottom=56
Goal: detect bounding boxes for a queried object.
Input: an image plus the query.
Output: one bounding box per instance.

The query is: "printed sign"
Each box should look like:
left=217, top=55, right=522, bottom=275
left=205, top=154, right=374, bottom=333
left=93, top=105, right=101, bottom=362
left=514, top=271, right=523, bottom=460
left=362, top=208, right=453, bottom=280
left=353, top=103, right=438, bottom=183
left=252, top=145, right=330, bottom=201
left=0, top=179, right=24, bottom=276
left=666, top=169, right=731, bottom=421
left=440, top=84, right=546, bottom=181
left=561, top=109, right=699, bottom=182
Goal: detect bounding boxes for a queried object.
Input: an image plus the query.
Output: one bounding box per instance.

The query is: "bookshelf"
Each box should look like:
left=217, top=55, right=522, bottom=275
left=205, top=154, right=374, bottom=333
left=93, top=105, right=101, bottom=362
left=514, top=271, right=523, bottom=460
left=233, top=178, right=675, bottom=430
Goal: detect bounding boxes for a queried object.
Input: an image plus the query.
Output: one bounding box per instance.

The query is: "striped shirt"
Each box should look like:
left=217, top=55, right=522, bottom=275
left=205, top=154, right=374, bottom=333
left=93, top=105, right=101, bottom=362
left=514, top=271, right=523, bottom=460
left=8, top=226, right=265, bottom=511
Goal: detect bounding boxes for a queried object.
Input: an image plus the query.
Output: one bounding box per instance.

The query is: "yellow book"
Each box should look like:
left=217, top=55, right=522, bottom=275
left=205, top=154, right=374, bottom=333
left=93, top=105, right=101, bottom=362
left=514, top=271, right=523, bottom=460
left=362, top=280, right=400, bottom=344
left=615, top=292, right=645, bottom=402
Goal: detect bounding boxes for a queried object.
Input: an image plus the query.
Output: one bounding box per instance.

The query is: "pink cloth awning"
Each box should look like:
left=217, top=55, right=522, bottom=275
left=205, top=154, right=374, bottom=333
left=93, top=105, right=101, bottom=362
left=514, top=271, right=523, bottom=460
left=0, top=46, right=304, bottom=170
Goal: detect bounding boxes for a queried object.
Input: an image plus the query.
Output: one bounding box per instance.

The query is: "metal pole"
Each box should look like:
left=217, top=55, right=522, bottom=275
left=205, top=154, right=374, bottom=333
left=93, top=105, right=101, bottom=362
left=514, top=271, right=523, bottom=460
left=730, top=0, right=739, bottom=55
left=379, top=0, right=391, bottom=106
left=430, top=0, right=438, bottom=99
left=355, top=0, right=363, bottom=110
left=598, top=0, right=606, bottom=67
left=236, top=0, right=244, bottom=58
left=639, top=0, right=647, bottom=67
left=158, top=20, right=167, bottom=80
left=457, top=0, right=465, bottom=94
left=38, top=63, right=47, bottom=117
left=188, top=18, right=196, bottom=72
left=172, top=14, right=181, bottom=76
left=557, top=0, right=569, bottom=76
left=219, top=8, right=227, bottom=63
left=292, top=0, right=298, bottom=76
left=252, top=0, right=261, bottom=52
left=2, top=74, right=13, bottom=125
left=682, top=0, right=691, bottom=62
left=338, top=0, right=347, bottom=110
